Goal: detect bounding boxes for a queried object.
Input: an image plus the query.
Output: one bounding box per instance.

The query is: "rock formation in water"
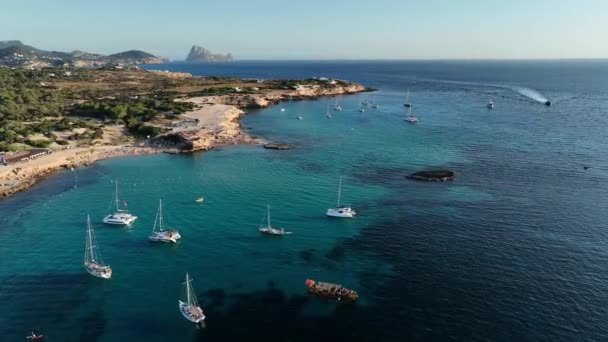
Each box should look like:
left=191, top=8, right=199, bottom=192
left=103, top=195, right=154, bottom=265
left=186, top=45, right=233, bottom=62
left=407, top=170, right=455, bottom=182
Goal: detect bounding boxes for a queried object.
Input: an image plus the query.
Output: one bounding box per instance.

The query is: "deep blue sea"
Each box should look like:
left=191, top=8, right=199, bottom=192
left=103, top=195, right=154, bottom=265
left=1, top=60, right=608, bottom=341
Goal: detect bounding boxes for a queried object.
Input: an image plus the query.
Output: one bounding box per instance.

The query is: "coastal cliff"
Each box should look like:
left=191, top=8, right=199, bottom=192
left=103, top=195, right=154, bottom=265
left=186, top=45, right=233, bottom=62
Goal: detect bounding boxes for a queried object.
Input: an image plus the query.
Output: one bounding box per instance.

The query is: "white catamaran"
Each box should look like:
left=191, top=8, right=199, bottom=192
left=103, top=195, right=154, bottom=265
left=84, top=215, right=112, bottom=279
left=148, top=199, right=181, bottom=243
left=259, top=205, right=291, bottom=235
left=326, top=177, right=356, bottom=218
left=179, top=273, right=206, bottom=325
left=103, top=181, right=137, bottom=226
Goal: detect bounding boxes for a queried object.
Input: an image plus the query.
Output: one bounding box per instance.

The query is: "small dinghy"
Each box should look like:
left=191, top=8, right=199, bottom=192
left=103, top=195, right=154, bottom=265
left=195, top=196, right=204, bottom=203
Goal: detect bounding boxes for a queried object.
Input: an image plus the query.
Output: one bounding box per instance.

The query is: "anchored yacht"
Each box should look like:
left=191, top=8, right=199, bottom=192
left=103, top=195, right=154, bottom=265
left=103, top=181, right=137, bottom=225
left=84, top=215, right=112, bottom=279
left=179, top=273, right=206, bottom=325
left=327, top=177, right=356, bottom=218
left=148, top=199, right=181, bottom=243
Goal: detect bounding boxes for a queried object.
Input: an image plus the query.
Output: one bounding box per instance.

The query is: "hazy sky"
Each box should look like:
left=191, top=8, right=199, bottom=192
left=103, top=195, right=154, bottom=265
left=1, top=0, right=607, bottom=60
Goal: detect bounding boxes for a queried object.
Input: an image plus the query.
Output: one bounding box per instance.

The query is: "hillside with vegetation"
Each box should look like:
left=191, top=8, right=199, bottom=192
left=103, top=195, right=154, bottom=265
left=0, top=66, right=366, bottom=152
left=0, top=40, right=167, bottom=68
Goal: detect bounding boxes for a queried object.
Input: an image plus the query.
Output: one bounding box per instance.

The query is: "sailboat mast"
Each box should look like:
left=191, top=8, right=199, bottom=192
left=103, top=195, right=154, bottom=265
left=267, top=205, right=271, bottom=228
left=406, top=89, right=410, bottom=103
left=159, top=199, right=163, bottom=230
left=114, top=181, right=119, bottom=211
left=87, top=215, right=94, bottom=263
left=337, top=177, right=342, bottom=207
left=186, top=273, right=191, bottom=304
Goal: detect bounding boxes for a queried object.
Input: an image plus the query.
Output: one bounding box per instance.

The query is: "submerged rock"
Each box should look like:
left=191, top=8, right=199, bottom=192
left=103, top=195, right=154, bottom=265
left=263, top=143, right=294, bottom=150
left=407, top=170, right=455, bottom=182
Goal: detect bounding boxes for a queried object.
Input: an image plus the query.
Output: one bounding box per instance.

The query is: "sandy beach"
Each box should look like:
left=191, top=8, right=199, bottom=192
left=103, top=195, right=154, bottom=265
left=0, top=76, right=368, bottom=198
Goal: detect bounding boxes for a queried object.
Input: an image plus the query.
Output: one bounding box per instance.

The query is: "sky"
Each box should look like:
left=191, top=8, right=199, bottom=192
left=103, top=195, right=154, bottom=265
left=1, top=0, right=607, bottom=60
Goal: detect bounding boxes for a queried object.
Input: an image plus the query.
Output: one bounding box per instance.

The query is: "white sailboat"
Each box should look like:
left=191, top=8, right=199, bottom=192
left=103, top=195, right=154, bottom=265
left=326, top=177, right=356, bottom=218
left=487, top=100, right=495, bottom=109
left=103, top=181, right=137, bottom=225
left=405, top=106, right=419, bottom=123
left=404, top=89, right=412, bottom=107
left=179, top=273, right=206, bottom=325
left=148, top=199, right=181, bottom=243
left=372, top=95, right=379, bottom=108
left=325, top=102, right=332, bottom=118
left=333, top=96, right=342, bottom=111
left=259, top=205, right=291, bottom=235
left=84, top=215, right=112, bottom=279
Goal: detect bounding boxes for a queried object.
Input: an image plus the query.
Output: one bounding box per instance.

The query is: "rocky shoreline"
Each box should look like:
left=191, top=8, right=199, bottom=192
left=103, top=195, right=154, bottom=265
left=0, top=78, right=369, bottom=198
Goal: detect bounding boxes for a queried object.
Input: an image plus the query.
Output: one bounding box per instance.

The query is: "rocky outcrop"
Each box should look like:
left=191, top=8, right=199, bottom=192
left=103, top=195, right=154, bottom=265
left=218, top=82, right=370, bottom=109
left=186, top=45, right=233, bottom=62
left=407, top=170, right=455, bottom=182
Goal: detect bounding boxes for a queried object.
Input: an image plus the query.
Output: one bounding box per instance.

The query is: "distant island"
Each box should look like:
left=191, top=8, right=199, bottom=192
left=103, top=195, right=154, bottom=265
left=186, top=45, right=233, bottom=62
left=0, top=40, right=167, bottom=68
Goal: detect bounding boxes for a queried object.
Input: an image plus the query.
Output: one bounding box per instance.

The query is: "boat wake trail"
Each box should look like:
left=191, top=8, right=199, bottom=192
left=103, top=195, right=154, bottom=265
left=512, top=87, right=549, bottom=104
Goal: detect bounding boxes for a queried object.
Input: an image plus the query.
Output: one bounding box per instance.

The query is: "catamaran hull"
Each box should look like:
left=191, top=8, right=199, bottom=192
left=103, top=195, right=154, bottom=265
left=103, top=215, right=137, bottom=225
left=179, top=301, right=205, bottom=323
left=148, top=233, right=181, bottom=243
left=326, top=209, right=356, bottom=218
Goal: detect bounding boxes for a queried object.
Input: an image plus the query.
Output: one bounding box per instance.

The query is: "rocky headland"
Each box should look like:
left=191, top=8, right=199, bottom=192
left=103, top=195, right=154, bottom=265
left=0, top=67, right=370, bottom=198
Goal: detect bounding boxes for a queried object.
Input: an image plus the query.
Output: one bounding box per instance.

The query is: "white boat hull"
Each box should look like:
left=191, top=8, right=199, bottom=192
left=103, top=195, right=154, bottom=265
left=179, top=301, right=205, bottom=323
left=326, top=207, right=356, bottom=218
left=103, top=213, right=137, bottom=225
left=259, top=227, right=291, bottom=235
left=148, top=230, right=181, bottom=243
left=85, top=262, right=112, bottom=279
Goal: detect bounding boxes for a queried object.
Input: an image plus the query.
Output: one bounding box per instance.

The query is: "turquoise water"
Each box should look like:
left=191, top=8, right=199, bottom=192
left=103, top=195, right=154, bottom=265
left=3, top=61, right=608, bottom=341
